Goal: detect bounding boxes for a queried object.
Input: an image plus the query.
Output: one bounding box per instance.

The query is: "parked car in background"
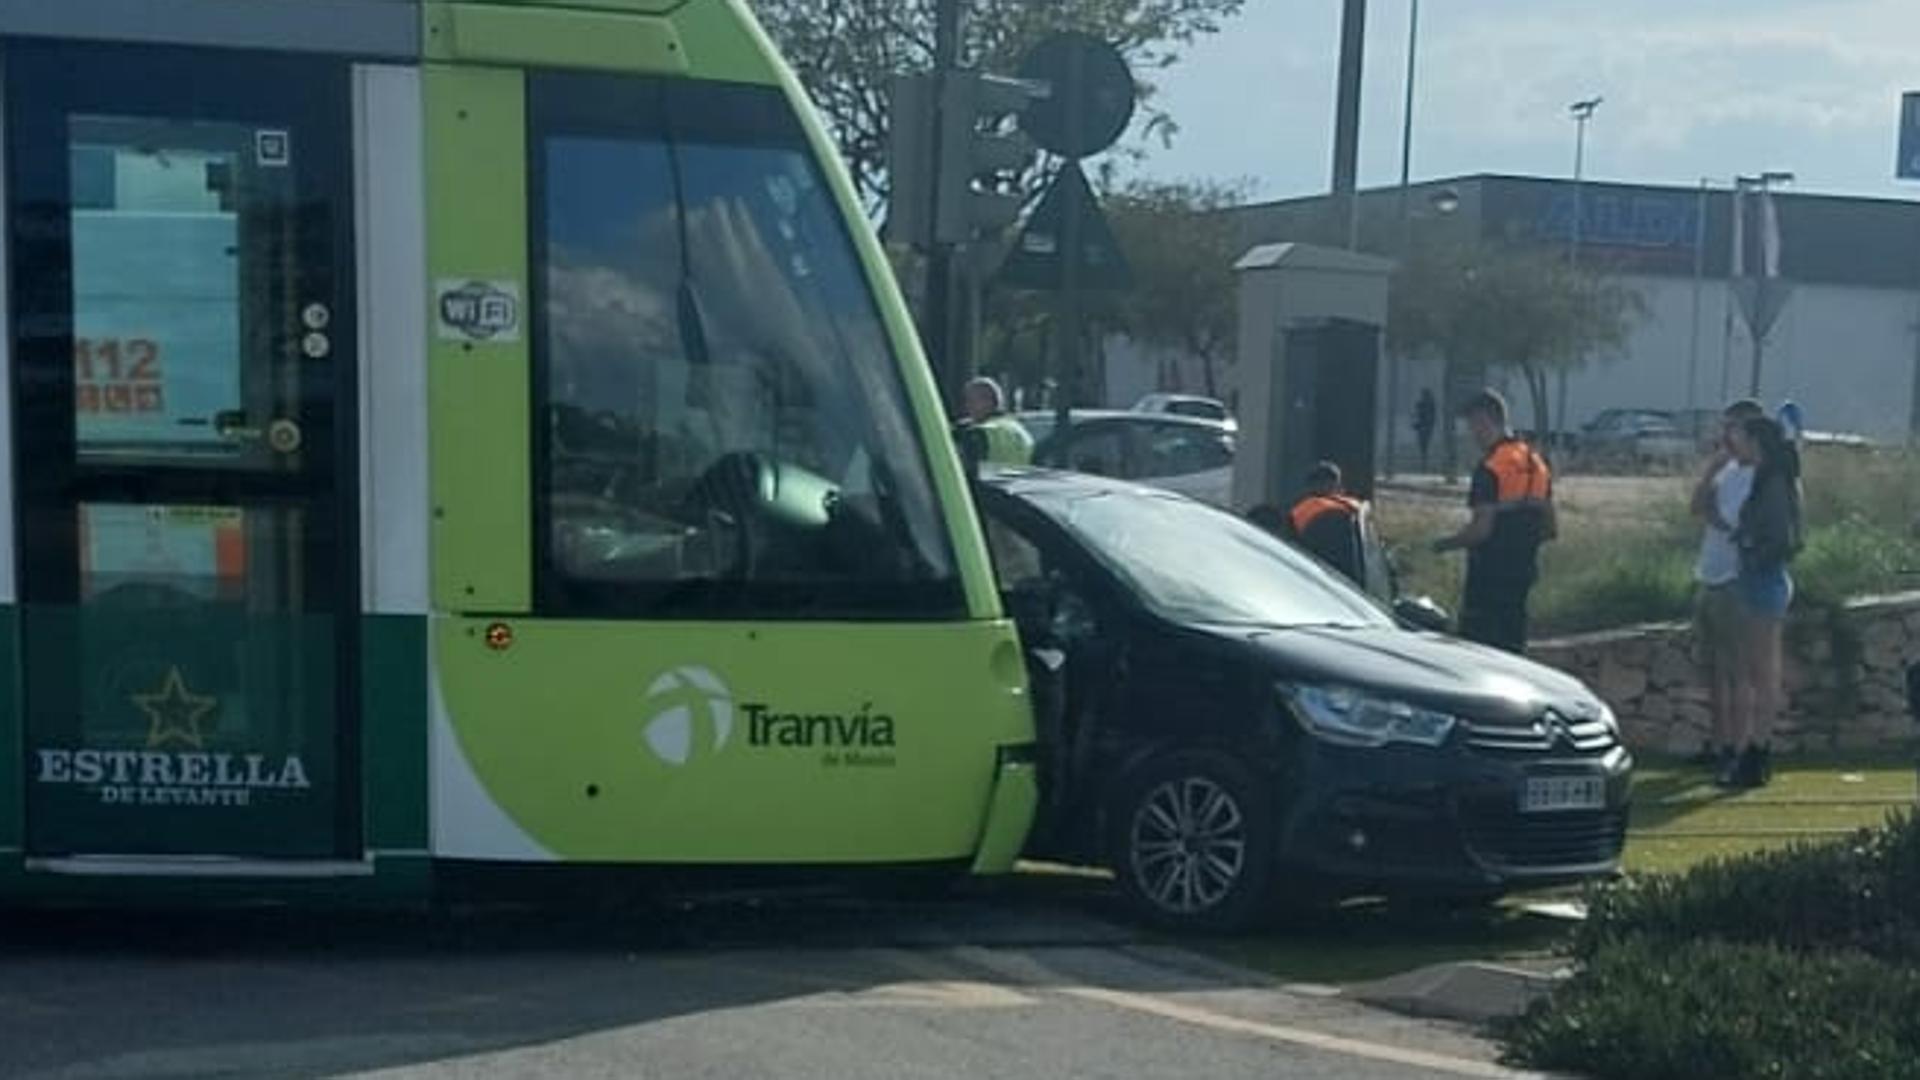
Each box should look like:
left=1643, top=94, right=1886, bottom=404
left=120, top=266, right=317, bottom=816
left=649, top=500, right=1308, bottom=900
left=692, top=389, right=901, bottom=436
left=1018, top=410, right=1235, bottom=508
left=979, top=468, right=1633, bottom=931
left=1012, top=409, right=1060, bottom=448
left=1132, top=392, right=1236, bottom=431
left=1574, top=408, right=1693, bottom=468
left=1670, top=408, right=1726, bottom=454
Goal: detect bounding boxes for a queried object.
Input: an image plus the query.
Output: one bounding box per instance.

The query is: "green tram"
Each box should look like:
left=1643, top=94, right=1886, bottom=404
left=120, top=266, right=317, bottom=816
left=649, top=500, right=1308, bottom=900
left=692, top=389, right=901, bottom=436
left=0, top=0, right=1037, bottom=903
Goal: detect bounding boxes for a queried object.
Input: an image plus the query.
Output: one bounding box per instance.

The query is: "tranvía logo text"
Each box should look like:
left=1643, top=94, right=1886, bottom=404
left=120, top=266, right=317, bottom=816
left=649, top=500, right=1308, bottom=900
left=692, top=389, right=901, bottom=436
left=640, top=668, right=900, bottom=769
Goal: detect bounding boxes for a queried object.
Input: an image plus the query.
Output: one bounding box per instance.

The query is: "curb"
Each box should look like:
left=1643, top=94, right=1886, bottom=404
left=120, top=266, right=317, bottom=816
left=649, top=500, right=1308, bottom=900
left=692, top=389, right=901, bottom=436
left=1345, top=960, right=1571, bottom=1026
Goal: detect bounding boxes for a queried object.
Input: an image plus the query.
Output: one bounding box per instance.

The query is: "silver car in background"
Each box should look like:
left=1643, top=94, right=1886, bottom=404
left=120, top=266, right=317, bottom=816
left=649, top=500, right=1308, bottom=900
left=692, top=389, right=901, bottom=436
left=1015, top=410, right=1236, bottom=508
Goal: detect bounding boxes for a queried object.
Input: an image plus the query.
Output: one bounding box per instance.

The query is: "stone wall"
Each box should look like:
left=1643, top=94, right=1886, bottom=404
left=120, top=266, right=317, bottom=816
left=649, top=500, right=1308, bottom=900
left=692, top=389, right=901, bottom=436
left=1531, top=592, right=1920, bottom=754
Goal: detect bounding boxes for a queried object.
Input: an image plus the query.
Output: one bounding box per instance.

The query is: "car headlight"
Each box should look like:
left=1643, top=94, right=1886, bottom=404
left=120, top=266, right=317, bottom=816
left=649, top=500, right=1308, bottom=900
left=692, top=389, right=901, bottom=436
left=1282, top=684, right=1459, bottom=749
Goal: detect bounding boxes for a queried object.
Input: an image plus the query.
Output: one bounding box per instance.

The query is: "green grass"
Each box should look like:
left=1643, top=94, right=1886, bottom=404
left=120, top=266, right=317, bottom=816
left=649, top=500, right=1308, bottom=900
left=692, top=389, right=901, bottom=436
left=1623, top=752, right=1917, bottom=875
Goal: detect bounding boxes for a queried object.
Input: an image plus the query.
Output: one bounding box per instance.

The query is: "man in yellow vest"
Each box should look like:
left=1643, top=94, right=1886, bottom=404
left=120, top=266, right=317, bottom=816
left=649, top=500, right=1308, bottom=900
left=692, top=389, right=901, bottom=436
left=956, top=377, right=1034, bottom=467
left=1432, top=389, right=1557, bottom=654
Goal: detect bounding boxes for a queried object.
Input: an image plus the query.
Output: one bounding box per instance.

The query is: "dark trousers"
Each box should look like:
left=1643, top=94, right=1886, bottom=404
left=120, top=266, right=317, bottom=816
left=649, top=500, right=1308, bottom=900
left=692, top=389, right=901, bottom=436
left=1461, top=577, right=1531, bottom=655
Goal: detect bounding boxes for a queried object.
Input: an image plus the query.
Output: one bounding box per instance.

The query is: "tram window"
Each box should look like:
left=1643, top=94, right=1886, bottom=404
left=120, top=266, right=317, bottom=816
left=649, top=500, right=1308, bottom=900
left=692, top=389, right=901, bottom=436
left=532, top=75, right=962, bottom=619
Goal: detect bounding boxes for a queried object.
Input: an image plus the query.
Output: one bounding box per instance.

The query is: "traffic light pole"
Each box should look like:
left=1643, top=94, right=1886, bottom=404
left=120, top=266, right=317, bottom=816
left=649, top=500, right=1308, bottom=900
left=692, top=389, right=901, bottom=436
left=1331, top=0, right=1366, bottom=250
left=924, top=0, right=963, bottom=415
left=1052, top=46, right=1087, bottom=436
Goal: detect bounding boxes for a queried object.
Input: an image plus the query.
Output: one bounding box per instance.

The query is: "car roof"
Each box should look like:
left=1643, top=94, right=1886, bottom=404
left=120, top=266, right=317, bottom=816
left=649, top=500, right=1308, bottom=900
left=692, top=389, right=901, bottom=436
left=1014, top=409, right=1232, bottom=433
left=976, top=464, right=1203, bottom=503
left=1139, top=393, right=1223, bottom=406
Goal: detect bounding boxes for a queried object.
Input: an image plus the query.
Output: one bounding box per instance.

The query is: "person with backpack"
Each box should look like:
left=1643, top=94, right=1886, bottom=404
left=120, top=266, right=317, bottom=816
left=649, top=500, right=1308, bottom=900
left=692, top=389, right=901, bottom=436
left=1688, top=398, right=1765, bottom=773
left=1721, top=415, right=1803, bottom=788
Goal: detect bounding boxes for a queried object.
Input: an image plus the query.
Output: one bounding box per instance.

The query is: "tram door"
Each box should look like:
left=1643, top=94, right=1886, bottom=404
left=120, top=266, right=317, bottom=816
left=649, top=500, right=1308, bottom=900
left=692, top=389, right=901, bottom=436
left=8, top=42, right=359, bottom=860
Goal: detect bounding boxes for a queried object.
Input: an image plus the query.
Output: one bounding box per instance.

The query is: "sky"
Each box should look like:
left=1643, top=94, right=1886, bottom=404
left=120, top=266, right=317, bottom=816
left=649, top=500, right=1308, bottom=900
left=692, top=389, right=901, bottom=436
left=1130, top=0, right=1920, bottom=204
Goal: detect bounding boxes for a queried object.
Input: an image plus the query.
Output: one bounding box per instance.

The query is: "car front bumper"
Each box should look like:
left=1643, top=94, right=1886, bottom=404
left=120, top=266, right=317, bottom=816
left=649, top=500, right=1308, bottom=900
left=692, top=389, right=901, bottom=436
left=1275, top=740, right=1634, bottom=894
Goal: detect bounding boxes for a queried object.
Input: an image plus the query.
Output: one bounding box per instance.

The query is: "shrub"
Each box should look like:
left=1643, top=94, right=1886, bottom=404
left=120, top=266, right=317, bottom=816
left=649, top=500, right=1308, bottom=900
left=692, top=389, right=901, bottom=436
left=1530, top=543, right=1695, bottom=636
left=1499, top=934, right=1920, bottom=1080
left=1801, top=447, right=1920, bottom=536
left=1574, top=812, right=1920, bottom=965
left=1793, top=519, right=1920, bottom=610
left=1502, top=815, right=1920, bottom=1080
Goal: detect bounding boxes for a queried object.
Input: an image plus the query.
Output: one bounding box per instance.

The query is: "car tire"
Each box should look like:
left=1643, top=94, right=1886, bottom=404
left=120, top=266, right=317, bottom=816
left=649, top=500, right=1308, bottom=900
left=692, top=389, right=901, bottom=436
left=1109, top=750, right=1278, bottom=934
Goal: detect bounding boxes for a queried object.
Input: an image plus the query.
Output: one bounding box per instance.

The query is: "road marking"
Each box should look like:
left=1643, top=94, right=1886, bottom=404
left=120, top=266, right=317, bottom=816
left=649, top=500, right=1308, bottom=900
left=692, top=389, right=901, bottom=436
left=952, top=947, right=1543, bottom=1080
left=769, top=949, right=1037, bottom=1011
left=1062, top=986, right=1543, bottom=1079
left=785, top=980, right=1035, bottom=1010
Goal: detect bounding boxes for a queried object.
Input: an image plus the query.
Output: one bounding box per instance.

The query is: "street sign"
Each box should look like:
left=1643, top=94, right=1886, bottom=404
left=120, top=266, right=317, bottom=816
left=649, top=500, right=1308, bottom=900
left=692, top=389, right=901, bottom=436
left=1732, top=277, right=1794, bottom=342
left=996, top=162, right=1131, bottom=292
left=1900, top=92, right=1920, bottom=181
left=1016, top=33, right=1136, bottom=160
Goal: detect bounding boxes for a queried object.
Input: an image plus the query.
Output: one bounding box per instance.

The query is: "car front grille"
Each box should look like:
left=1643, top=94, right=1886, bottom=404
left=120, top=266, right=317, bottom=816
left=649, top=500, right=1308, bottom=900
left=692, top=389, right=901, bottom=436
left=1464, top=710, right=1617, bottom=757
left=1463, top=809, right=1627, bottom=870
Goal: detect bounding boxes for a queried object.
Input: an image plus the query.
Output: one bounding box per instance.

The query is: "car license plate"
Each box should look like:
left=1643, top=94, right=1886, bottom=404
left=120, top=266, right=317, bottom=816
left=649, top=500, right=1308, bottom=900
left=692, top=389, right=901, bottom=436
left=1520, top=776, right=1607, bottom=814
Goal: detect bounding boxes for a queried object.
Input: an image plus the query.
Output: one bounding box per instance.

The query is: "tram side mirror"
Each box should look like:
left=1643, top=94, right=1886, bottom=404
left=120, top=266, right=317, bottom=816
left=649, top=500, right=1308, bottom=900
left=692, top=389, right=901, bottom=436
left=1395, top=595, right=1453, bottom=635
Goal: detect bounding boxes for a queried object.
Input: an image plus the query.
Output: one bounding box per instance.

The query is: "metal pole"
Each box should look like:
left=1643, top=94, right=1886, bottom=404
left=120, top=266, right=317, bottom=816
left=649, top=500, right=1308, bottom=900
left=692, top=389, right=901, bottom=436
left=925, top=0, right=961, bottom=412
left=1332, top=0, right=1367, bottom=249
left=1569, top=115, right=1586, bottom=264
left=1563, top=103, right=1593, bottom=443
left=1053, top=50, right=1089, bottom=438
left=1388, top=0, right=1419, bottom=478
left=1688, top=179, right=1708, bottom=413
left=1721, top=287, right=1736, bottom=402
left=1748, top=176, right=1770, bottom=397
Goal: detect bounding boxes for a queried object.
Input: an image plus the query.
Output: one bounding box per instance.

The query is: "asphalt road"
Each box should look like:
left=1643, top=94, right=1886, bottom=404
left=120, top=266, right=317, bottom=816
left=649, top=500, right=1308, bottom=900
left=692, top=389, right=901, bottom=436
left=0, top=894, right=1539, bottom=1080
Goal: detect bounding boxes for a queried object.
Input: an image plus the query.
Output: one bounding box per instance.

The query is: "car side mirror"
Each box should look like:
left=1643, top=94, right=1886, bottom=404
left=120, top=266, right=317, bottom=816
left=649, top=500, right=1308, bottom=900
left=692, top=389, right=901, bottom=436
left=1395, top=595, right=1453, bottom=634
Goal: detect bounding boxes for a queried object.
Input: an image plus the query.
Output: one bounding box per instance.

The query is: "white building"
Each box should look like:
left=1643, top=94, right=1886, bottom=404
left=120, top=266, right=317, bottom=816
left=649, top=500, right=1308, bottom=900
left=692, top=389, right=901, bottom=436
left=1100, top=175, right=1920, bottom=453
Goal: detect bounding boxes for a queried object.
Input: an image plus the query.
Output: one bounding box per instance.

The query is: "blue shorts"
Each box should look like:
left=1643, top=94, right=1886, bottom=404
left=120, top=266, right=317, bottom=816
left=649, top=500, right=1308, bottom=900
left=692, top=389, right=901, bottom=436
left=1737, top=567, right=1794, bottom=619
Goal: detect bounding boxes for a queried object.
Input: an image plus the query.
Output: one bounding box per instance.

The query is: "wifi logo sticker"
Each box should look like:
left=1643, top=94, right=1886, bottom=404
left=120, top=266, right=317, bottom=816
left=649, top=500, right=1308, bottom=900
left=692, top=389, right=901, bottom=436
left=642, top=667, right=734, bottom=767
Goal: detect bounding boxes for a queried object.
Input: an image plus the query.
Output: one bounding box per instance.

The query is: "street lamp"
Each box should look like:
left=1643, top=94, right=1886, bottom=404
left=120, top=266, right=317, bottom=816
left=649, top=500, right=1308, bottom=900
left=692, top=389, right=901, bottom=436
left=1689, top=177, right=1715, bottom=415
left=1568, top=97, right=1603, bottom=266
left=1560, top=96, right=1602, bottom=441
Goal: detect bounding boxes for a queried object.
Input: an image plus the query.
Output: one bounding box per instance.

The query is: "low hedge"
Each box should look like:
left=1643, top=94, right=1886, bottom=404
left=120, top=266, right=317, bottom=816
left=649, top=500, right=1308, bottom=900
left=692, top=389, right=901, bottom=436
left=1575, top=811, right=1920, bottom=965
left=1499, top=813, right=1920, bottom=1079
left=1498, top=935, right=1920, bottom=1080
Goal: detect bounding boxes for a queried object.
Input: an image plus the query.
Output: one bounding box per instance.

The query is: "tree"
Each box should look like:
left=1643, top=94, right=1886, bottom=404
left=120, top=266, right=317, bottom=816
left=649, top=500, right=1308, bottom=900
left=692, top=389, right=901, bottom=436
left=755, top=0, right=1246, bottom=210
left=1099, top=179, right=1247, bottom=399
left=1389, top=240, right=1644, bottom=441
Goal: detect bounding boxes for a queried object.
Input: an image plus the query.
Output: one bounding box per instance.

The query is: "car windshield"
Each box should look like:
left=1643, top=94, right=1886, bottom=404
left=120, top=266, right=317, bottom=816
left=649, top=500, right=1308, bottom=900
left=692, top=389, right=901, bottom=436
left=1030, top=488, right=1392, bottom=629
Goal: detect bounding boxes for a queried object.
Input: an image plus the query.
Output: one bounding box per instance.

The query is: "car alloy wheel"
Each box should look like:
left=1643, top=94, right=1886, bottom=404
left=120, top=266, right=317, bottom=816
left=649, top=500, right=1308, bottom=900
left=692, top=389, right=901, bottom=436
left=1127, top=775, right=1249, bottom=916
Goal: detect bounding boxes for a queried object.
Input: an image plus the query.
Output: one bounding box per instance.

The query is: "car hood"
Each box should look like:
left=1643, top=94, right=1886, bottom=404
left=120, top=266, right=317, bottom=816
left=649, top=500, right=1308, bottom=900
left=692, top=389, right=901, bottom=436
left=1203, top=623, right=1599, bottom=723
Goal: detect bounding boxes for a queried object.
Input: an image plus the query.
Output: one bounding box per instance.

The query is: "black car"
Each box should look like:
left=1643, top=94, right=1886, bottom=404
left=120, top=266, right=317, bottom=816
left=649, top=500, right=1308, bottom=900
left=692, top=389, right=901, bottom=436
left=976, top=467, right=1633, bottom=932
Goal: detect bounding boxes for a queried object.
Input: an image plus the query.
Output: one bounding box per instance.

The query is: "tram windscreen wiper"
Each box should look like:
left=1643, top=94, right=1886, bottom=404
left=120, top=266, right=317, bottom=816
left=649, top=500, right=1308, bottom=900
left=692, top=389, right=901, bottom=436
left=677, top=278, right=712, bottom=367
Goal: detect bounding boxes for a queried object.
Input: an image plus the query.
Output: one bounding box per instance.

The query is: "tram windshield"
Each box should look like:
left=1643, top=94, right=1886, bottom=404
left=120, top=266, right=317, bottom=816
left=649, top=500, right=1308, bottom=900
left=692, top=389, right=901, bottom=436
left=532, top=75, right=961, bottom=620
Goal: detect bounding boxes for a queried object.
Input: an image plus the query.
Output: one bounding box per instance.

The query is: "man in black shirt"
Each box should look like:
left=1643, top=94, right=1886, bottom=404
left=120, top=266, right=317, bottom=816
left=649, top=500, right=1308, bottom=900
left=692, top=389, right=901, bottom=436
left=1432, top=390, right=1556, bottom=653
